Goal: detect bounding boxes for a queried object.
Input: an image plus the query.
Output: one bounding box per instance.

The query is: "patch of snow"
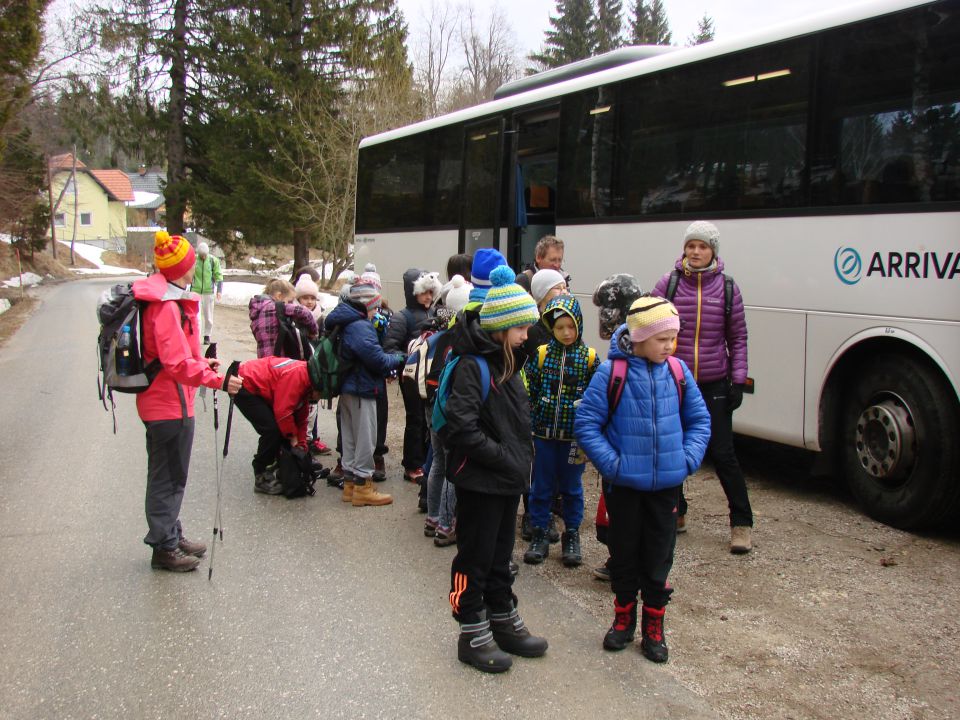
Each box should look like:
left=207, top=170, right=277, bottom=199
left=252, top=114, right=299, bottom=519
left=0, top=233, right=12, bottom=244
left=3, top=272, right=43, bottom=288
left=218, top=281, right=266, bottom=308
left=59, top=240, right=144, bottom=276
left=0, top=298, right=9, bottom=315
left=248, top=257, right=266, bottom=266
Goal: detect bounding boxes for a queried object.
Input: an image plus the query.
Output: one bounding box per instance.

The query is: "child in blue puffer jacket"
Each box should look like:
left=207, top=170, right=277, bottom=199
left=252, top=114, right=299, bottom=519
left=574, top=296, right=710, bottom=664
left=522, top=295, right=599, bottom=568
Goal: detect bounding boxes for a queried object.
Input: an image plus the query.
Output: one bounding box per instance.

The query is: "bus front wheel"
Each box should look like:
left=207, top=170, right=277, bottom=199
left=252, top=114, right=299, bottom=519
left=842, top=354, right=960, bottom=529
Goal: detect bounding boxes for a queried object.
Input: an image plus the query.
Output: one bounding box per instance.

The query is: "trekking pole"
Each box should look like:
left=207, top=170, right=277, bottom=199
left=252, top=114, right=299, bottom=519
left=209, top=360, right=238, bottom=581
left=199, top=343, right=218, bottom=412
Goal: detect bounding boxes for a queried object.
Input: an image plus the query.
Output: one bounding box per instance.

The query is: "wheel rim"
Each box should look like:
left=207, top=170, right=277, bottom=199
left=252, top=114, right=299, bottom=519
left=854, top=393, right=917, bottom=486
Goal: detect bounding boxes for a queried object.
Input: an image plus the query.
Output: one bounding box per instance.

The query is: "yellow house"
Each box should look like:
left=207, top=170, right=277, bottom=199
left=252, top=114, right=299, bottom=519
left=48, top=154, right=134, bottom=251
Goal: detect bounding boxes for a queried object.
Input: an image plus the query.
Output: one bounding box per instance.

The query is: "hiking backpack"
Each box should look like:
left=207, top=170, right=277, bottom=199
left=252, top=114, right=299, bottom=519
left=307, top=325, right=353, bottom=405
left=273, top=300, right=313, bottom=360
left=402, top=330, right=440, bottom=401
left=595, top=355, right=686, bottom=543
left=276, top=444, right=318, bottom=499
left=665, top=269, right=735, bottom=317
left=431, top=354, right=491, bottom=436
left=97, top=282, right=160, bottom=399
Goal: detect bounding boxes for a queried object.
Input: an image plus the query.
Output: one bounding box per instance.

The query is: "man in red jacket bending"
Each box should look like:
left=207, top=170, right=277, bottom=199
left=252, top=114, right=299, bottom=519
left=133, top=231, right=243, bottom=573
left=233, top=355, right=323, bottom=495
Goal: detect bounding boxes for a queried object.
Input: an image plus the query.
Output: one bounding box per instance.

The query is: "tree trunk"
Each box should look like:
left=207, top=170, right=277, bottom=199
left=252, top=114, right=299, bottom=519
left=45, top=155, right=57, bottom=260
left=293, top=228, right=309, bottom=276
left=165, top=0, right=189, bottom=234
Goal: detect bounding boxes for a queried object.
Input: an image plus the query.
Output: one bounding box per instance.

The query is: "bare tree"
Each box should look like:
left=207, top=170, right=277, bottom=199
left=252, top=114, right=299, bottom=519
left=412, top=0, right=458, bottom=118
left=445, top=4, right=519, bottom=112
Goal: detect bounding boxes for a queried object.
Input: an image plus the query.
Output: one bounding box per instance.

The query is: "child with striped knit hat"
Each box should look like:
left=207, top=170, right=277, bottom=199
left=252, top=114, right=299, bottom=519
left=442, top=265, right=548, bottom=674
left=574, top=295, right=711, bottom=663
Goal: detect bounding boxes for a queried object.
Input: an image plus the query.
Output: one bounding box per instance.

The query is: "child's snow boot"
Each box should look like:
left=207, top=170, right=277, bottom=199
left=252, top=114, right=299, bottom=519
left=523, top=527, right=549, bottom=564
left=489, top=603, right=548, bottom=658
left=603, top=599, right=637, bottom=651
left=458, top=612, right=512, bottom=673
left=640, top=605, right=669, bottom=663
left=561, top=529, right=582, bottom=567
left=351, top=478, right=393, bottom=506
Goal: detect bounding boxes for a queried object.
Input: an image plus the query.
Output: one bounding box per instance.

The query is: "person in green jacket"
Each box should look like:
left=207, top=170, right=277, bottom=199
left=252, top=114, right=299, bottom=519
left=192, top=241, right=223, bottom=344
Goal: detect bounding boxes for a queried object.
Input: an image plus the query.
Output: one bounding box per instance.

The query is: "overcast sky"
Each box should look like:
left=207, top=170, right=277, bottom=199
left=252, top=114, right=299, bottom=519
left=397, top=0, right=862, bottom=58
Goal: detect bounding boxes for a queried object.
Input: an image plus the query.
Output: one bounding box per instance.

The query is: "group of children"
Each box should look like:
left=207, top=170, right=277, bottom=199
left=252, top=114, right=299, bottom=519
left=132, top=223, right=741, bottom=675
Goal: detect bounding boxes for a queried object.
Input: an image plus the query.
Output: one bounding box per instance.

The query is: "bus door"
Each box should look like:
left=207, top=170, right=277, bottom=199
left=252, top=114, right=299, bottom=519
left=460, top=118, right=508, bottom=256
left=507, top=108, right=560, bottom=271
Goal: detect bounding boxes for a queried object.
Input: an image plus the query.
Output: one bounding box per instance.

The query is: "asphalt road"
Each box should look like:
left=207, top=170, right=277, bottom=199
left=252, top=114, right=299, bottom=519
left=0, top=278, right=717, bottom=720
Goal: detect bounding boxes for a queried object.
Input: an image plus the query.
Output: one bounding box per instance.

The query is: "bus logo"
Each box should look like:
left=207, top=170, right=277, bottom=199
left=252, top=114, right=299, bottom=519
left=834, top=247, right=862, bottom=285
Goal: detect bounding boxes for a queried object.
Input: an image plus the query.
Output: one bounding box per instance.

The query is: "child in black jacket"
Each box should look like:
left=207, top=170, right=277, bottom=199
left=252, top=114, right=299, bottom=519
left=442, top=266, right=548, bottom=674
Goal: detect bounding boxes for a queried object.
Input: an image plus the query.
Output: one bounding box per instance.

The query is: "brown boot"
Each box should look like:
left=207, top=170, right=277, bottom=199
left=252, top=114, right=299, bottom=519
left=351, top=478, right=393, bottom=507
left=341, top=479, right=355, bottom=503
left=372, top=455, right=386, bottom=482
left=151, top=547, right=200, bottom=572
left=178, top=536, right=207, bottom=558
left=730, top=526, right=752, bottom=554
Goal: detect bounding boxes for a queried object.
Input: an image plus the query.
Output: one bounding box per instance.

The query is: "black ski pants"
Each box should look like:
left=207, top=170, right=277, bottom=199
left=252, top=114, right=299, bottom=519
left=678, top=379, right=753, bottom=527
left=233, top=388, right=282, bottom=474
left=450, top=488, right=520, bottom=622
left=606, top=484, right=679, bottom=610
left=400, top=378, right=427, bottom=471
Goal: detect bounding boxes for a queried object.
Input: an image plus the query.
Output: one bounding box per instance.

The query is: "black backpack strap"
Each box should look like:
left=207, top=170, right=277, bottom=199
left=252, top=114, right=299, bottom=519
left=723, top=274, right=735, bottom=317
left=665, top=269, right=681, bottom=302
left=273, top=300, right=287, bottom=356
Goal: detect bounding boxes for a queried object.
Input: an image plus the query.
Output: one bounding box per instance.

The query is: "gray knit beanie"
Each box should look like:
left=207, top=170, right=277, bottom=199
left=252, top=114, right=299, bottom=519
left=683, top=221, right=720, bottom=258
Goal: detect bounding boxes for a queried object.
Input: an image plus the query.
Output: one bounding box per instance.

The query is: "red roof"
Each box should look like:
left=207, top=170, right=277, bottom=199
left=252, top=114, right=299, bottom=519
left=90, top=169, right=135, bottom=202
left=49, top=153, right=88, bottom=171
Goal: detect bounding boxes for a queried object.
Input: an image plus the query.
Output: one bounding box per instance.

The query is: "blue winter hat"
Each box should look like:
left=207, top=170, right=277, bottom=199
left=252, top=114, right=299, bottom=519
left=469, top=248, right=508, bottom=303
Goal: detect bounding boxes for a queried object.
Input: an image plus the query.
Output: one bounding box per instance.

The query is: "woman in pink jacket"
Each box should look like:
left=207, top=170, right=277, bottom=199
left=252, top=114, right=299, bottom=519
left=652, top=221, right=753, bottom=554
left=133, top=232, right=242, bottom=572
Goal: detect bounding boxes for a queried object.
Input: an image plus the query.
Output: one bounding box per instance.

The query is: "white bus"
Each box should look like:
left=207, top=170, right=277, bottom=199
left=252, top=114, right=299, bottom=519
left=354, top=0, right=960, bottom=529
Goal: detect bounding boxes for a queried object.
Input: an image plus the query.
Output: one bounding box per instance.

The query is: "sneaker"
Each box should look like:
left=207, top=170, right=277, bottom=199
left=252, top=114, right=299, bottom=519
left=592, top=564, right=611, bottom=582
left=403, top=467, right=424, bottom=483
left=424, top=518, right=439, bottom=537
left=508, top=560, right=519, bottom=577
left=434, top=526, right=457, bottom=547
left=326, top=474, right=344, bottom=489
left=151, top=546, right=200, bottom=572
left=178, top=536, right=207, bottom=558
left=310, top=439, right=333, bottom=455
left=254, top=471, right=283, bottom=495
left=730, top=525, right=752, bottom=554
left=677, top=514, right=687, bottom=533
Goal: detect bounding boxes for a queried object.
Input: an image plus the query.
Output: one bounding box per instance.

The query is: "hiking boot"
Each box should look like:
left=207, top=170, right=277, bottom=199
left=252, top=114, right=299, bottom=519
left=329, top=461, right=345, bottom=482
left=178, top=536, right=207, bottom=558
left=434, top=526, right=456, bottom=547
left=327, top=475, right=344, bottom=490
left=309, top=439, right=332, bottom=455
left=403, top=467, right=423, bottom=483
left=151, top=546, right=200, bottom=572
left=520, top=513, right=532, bottom=541
left=458, top=613, right=512, bottom=673
left=677, top=514, right=688, bottom=534
left=254, top=471, right=283, bottom=495
left=509, top=560, right=519, bottom=577
left=352, top=479, right=393, bottom=507
left=341, top=478, right=355, bottom=503
left=730, top=525, right=752, bottom=554
left=593, top=563, right=611, bottom=582
left=372, top=455, right=386, bottom=482
left=547, top=516, right=560, bottom=544
left=603, top=600, right=637, bottom=651
left=561, top=529, right=582, bottom=567
left=424, top=517, right=439, bottom=537
left=523, top=527, right=549, bottom=565
left=640, top=605, right=669, bottom=663
left=489, top=604, right=548, bottom=658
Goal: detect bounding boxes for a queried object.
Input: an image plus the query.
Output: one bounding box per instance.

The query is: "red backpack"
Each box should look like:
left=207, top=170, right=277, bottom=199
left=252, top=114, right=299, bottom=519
left=595, top=355, right=685, bottom=540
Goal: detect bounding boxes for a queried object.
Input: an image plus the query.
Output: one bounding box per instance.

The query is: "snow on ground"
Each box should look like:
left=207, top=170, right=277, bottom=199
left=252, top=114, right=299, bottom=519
left=3, top=272, right=43, bottom=288
left=60, top=240, right=145, bottom=276
left=218, top=280, right=338, bottom=312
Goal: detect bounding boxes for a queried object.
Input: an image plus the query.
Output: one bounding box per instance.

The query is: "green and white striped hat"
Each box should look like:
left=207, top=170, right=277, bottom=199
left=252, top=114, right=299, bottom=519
left=479, top=266, right=540, bottom=332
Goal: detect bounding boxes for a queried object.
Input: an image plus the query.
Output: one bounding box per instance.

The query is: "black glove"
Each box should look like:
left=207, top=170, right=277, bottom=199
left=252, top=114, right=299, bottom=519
left=728, top=383, right=745, bottom=412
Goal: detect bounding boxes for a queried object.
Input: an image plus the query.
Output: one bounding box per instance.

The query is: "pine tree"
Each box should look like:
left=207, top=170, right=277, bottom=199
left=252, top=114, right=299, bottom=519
left=528, top=0, right=596, bottom=70
left=628, top=0, right=672, bottom=45
left=0, top=0, right=48, bottom=163
left=594, top=0, right=624, bottom=53
left=687, top=13, right=715, bottom=45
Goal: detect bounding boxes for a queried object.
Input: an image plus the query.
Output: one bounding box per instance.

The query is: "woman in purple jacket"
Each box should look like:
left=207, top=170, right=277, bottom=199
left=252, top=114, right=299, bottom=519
left=652, top=221, right=753, bottom=554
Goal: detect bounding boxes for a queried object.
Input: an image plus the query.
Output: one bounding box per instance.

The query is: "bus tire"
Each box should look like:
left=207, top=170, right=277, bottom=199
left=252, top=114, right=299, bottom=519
left=841, top=354, right=960, bottom=529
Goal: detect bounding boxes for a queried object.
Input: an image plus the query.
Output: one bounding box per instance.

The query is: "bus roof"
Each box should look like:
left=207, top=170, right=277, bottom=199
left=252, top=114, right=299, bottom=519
left=359, top=0, right=932, bottom=149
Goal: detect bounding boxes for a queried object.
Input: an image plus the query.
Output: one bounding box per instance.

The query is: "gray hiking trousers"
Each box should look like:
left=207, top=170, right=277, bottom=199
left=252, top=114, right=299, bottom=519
left=340, top=393, right=377, bottom=481
left=143, top=417, right=194, bottom=550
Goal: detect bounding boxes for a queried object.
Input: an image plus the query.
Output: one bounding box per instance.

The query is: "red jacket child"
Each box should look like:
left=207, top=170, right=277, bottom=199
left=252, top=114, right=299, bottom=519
left=236, top=356, right=314, bottom=448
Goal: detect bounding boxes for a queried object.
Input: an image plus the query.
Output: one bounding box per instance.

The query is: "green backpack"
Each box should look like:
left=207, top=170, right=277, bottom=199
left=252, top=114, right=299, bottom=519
left=307, top=326, right=353, bottom=403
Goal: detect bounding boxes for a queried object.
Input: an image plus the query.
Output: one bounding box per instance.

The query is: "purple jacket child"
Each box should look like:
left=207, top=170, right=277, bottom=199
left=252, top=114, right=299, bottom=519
left=652, top=257, right=747, bottom=385
left=249, top=293, right=318, bottom=358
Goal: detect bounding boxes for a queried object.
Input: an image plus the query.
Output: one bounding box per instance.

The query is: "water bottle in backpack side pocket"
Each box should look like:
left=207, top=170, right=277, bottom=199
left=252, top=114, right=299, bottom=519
left=117, top=324, right=133, bottom=376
